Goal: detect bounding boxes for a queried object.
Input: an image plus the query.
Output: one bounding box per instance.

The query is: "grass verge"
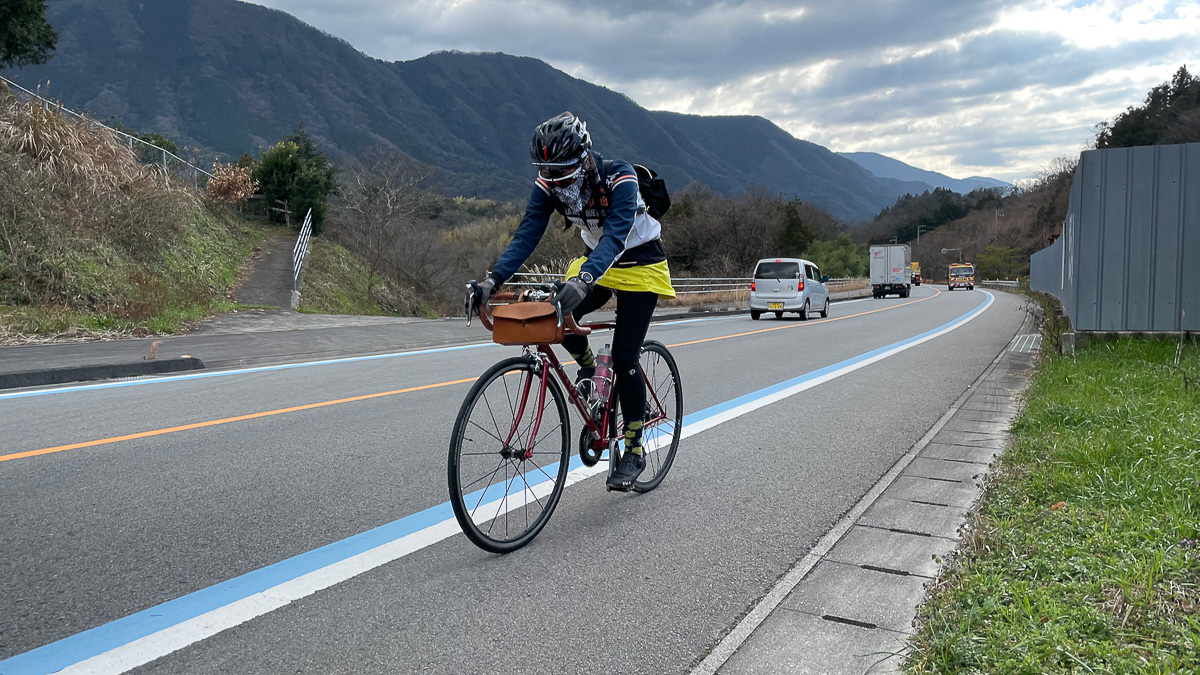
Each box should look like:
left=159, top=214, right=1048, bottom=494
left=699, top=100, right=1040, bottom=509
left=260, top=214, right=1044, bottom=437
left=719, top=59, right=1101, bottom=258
left=0, top=211, right=272, bottom=343
left=296, top=238, right=418, bottom=316
left=907, top=336, right=1200, bottom=673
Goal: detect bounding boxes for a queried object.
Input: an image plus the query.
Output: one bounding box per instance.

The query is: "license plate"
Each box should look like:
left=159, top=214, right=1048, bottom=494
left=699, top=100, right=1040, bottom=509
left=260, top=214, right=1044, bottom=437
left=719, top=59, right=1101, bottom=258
left=769, top=302, right=783, bottom=310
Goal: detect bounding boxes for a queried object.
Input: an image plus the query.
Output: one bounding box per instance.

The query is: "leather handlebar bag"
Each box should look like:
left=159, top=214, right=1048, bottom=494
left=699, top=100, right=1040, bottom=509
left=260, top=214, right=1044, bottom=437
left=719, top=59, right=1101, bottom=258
left=491, top=302, right=564, bottom=345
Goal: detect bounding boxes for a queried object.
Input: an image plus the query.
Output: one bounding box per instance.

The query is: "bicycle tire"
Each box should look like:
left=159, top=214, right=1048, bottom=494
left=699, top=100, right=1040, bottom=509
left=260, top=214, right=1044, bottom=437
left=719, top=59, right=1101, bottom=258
left=632, top=340, right=683, bottom=492
left=448, top=356, right=572, bottom=553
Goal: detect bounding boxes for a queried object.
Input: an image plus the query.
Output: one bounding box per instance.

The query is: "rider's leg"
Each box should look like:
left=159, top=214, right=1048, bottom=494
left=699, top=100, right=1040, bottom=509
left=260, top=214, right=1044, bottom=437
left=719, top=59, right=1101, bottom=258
left=561, top=285, right=613, bottom=382
left=607, top=290, right=659, bottom=489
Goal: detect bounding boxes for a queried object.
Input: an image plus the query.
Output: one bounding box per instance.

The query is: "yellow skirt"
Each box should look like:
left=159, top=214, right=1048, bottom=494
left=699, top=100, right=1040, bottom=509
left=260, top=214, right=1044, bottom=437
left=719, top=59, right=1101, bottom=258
left=565, top=257, right=676, bottom=299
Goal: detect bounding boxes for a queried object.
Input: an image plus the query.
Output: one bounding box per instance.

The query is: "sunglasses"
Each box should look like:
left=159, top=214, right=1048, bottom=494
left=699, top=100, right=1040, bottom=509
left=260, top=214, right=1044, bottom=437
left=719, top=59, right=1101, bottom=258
left=536, top=161, right=584, bottom=187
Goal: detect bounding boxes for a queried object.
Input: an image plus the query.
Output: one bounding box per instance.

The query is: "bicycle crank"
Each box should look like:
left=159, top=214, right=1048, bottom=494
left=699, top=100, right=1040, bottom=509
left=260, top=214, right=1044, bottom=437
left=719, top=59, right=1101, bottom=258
left=578, top=427, right=603, bottom=466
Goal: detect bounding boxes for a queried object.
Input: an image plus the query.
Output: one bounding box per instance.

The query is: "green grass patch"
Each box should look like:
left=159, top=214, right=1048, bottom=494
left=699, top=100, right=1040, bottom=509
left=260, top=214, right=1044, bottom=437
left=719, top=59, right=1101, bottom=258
left=908, top=337, right=1200, bottom=673
left=0, top=208, right=272, bottom=340
left=295, top=238, right=416, bottom=316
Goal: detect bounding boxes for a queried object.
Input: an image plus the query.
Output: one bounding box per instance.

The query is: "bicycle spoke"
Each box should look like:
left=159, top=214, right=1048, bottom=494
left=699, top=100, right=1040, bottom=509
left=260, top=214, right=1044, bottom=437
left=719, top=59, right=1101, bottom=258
left=516, top=466, right=547, bottom=514
left=450, top=357, right=572, bottom=552
left=501, top=374, right=517, bottom=421
left=470, top=458, right=510, bottom=515
left=467, top=419, right=506, bottom=445
left=481, top=391, right=505, bottom=447
left=460, top=463, right=508, bottom=492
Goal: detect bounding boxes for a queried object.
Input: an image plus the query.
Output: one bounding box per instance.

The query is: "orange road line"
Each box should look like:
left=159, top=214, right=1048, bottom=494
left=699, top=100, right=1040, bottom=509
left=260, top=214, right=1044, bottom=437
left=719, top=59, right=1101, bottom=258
left=3, top=290, right=940, bottom=463
left=0, top=377, right=477, bottom=463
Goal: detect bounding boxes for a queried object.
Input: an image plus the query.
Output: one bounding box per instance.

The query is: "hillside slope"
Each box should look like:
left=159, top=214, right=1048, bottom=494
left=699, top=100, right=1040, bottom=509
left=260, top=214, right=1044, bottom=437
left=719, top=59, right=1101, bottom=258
left=12, top=0, right=907, bottom=221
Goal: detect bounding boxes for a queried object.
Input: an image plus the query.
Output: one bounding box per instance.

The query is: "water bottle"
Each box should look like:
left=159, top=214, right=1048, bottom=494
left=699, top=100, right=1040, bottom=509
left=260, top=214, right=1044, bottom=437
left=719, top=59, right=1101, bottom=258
left=593, top=346, right=614, bottom=402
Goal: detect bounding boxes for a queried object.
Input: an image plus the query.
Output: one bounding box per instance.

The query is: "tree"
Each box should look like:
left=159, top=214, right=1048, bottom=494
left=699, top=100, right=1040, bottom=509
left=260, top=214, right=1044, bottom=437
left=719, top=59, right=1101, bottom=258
left=137, top=133, right=178, bottom=155
left=776, top=199, right=814, bottom=257
left=0, top=0, right=57, bottom=71
left=975, top=245, right=1025, bottom=279
left=1096, top=65, right=1200, bottom=148
left=253, top=124, right=337, bottom=234
left=332, top=148, right=436, bottom=299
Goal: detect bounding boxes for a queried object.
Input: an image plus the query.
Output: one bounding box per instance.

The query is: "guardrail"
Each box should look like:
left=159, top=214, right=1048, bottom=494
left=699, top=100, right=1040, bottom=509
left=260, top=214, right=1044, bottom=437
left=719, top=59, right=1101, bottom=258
left=507, top=272, right=863, bottom=295
left=292, top=209, right=314, bottom=302
left=981, top=279, right=1020, bottom=287
left=0, top=74, right=214, bottom=186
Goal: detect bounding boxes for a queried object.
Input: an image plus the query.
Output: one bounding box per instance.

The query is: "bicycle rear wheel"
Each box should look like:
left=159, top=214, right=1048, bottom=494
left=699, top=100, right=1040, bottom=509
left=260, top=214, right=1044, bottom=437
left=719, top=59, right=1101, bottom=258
left=448, top=356, right=572, bottom=553
left=632, top=340, right=683, bottom=492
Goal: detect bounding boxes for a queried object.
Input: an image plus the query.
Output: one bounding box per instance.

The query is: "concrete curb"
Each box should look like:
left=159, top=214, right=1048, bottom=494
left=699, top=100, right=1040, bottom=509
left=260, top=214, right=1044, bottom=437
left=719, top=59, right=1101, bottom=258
left=0, top=357, right=205, bottom=390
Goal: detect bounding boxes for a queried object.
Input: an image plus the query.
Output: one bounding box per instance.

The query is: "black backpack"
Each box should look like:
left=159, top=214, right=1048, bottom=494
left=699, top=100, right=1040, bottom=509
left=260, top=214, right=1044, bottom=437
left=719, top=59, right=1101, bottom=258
left=552, top=161, right=672, bottom=226
left=602, top=160, right=671, bottom=219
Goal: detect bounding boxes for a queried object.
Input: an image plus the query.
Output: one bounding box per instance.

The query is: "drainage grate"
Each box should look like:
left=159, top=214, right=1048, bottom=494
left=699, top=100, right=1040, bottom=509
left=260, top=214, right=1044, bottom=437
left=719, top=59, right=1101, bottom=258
left=1009, top=333, right=1041, bottom=353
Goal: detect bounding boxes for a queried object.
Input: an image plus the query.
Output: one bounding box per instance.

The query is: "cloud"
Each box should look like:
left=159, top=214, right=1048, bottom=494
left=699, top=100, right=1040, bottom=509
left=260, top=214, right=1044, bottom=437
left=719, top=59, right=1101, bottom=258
left=247, top=0, right=1200, bottom=183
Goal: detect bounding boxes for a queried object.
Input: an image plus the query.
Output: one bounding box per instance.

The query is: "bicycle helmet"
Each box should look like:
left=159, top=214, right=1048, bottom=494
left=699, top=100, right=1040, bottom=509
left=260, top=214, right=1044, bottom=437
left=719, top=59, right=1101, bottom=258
left=530, top=112, right=591, bottom=165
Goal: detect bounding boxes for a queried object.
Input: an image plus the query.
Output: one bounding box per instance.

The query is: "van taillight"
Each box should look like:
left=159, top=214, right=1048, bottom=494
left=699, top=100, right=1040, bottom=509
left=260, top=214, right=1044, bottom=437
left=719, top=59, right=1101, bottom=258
left=798, top=278, right=804, bottom=291
left=750, top=281, right=755, bottom=292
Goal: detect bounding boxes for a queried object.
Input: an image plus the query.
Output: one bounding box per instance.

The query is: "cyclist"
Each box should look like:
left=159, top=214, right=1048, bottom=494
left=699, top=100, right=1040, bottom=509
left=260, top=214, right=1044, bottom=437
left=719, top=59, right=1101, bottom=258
left=471, top=111, right=675, bottom=491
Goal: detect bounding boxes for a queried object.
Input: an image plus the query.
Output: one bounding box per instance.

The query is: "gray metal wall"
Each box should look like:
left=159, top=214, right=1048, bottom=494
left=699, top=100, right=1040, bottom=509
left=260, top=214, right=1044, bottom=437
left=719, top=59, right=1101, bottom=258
left=1030, top=141, right=1200, bottom=331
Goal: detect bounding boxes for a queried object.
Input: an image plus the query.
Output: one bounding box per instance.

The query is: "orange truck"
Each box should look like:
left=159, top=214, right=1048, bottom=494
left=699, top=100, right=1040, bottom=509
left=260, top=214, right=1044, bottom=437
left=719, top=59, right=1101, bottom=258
left=911, top=262, right=922, bottom=285
left=947, top=262, right=975, bottom=290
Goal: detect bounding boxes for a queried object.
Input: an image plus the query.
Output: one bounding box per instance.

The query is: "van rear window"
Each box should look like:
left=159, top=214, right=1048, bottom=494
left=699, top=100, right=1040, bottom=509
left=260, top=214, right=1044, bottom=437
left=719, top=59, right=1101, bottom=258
left=754, top=262, right=799, bottom=279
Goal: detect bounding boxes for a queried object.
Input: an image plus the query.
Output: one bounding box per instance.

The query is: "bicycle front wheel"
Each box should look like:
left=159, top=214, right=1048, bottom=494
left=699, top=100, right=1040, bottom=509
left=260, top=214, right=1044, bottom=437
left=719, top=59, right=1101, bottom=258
left=633, top=340, right=683, bottom=492
left=448, top=356, right=572, bottom=553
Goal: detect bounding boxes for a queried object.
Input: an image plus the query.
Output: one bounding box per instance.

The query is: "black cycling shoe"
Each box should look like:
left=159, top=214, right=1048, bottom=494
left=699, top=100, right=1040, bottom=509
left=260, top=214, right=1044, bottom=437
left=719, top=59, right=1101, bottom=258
left=606, top=450, right=645, bottom=491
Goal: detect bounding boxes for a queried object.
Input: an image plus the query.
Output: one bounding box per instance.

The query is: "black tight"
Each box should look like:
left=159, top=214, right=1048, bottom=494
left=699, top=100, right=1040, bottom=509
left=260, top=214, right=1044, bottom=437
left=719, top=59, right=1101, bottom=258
left=562, top=286, right=659, bottom=424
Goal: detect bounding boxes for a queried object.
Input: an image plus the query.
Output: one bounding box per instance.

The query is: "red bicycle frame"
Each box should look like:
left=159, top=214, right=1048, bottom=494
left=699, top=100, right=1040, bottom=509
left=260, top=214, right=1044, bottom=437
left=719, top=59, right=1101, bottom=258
left=472, top=290, right=668, bottom=457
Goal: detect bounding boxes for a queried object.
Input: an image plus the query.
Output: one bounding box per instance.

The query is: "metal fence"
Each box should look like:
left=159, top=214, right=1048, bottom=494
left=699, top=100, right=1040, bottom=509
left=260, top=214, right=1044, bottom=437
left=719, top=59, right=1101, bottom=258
left=507, top=272, right=861, bottom=294
left=1030, top=141, right=1200, bottom=332
left=0, top=74, right=214, bottom=187
left=292, top=209, right=314, bottom=299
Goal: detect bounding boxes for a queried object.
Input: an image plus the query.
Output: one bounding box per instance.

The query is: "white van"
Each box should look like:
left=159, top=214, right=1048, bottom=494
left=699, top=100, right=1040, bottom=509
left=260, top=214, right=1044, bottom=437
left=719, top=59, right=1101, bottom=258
left=749, top=258, right=830, bottom=320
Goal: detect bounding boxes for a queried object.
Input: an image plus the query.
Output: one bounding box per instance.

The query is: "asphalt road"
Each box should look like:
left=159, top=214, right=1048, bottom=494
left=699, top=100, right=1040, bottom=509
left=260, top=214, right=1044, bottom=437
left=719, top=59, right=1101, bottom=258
left=0, top=286, right=1028, bottom=674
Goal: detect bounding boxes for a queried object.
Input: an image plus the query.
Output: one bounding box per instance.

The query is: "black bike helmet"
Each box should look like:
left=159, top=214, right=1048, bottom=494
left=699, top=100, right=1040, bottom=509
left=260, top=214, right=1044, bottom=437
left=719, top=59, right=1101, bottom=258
left=530, top=112, right=591, bottom=165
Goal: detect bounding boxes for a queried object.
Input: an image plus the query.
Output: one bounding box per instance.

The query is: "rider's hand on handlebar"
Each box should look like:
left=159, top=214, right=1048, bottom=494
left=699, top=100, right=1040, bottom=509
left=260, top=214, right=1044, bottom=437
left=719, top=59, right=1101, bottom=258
left=469, top=276, right=498, bottom=313
left=554, top=276, right=591, bottom=316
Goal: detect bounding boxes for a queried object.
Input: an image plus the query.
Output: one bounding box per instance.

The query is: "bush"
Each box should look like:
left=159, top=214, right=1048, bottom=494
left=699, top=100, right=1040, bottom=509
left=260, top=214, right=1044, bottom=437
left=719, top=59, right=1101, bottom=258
left=253, top=124, right=336, bottom=234
left=206, top=161, right=258, bottom=205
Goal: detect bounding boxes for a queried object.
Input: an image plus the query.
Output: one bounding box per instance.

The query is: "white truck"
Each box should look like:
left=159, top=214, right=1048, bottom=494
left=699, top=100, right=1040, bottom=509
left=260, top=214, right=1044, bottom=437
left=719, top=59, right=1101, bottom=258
left=870, top=245, right=912, bottom=298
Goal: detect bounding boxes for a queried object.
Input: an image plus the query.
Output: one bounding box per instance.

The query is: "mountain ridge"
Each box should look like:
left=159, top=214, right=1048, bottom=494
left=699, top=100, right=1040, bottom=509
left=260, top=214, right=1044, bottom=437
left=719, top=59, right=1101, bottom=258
left=14, top=0, right=912, bottom=221
left=839, top=151, right=1010, bottom=194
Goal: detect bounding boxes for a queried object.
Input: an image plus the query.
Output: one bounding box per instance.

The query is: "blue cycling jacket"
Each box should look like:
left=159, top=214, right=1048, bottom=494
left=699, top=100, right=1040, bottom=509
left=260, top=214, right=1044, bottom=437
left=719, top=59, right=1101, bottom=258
left=492, top=153, right=665, bottom=284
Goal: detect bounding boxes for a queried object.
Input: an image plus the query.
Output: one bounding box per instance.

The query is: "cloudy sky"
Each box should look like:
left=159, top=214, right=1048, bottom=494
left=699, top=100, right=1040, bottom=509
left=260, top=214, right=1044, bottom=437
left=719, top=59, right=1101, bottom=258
left=247, top=0, right=1197, bottom=184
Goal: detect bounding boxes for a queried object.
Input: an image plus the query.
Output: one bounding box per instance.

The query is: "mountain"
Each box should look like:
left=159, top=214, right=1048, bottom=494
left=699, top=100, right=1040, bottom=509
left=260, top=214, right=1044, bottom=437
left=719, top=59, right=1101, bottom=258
left=840, top=152, right=1010, bottom=194
left=10, top=0, right=909, bottom=221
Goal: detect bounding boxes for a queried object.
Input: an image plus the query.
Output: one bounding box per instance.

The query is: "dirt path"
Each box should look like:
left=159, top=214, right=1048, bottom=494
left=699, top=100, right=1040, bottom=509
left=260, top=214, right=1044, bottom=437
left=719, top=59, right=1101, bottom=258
left=234, top=232, right=297, bottom=308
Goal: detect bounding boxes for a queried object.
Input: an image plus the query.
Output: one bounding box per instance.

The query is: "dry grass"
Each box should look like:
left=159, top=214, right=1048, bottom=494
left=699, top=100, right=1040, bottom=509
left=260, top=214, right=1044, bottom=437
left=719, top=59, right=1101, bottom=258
left=0, top=87, right=261, bottom=337
left=659, top=290, right=749, bottom=308
left=0, top=90, right=181, bottom=195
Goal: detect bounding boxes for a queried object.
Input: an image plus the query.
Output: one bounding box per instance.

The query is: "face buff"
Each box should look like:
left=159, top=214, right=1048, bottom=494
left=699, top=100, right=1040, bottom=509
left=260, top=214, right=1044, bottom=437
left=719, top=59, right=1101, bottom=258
left=551, top=171, right=591, bottom=215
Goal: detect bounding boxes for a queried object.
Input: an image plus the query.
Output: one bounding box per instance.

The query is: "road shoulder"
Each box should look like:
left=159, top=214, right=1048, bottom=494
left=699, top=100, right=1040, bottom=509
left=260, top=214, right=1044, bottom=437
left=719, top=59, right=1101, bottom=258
left=693, top=299, right=1037, bottom=675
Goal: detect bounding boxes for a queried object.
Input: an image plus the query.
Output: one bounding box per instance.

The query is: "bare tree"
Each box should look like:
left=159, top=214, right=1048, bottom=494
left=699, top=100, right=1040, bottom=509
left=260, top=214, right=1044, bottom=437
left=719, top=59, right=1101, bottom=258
left=331, top=147, right=437, bottom=300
